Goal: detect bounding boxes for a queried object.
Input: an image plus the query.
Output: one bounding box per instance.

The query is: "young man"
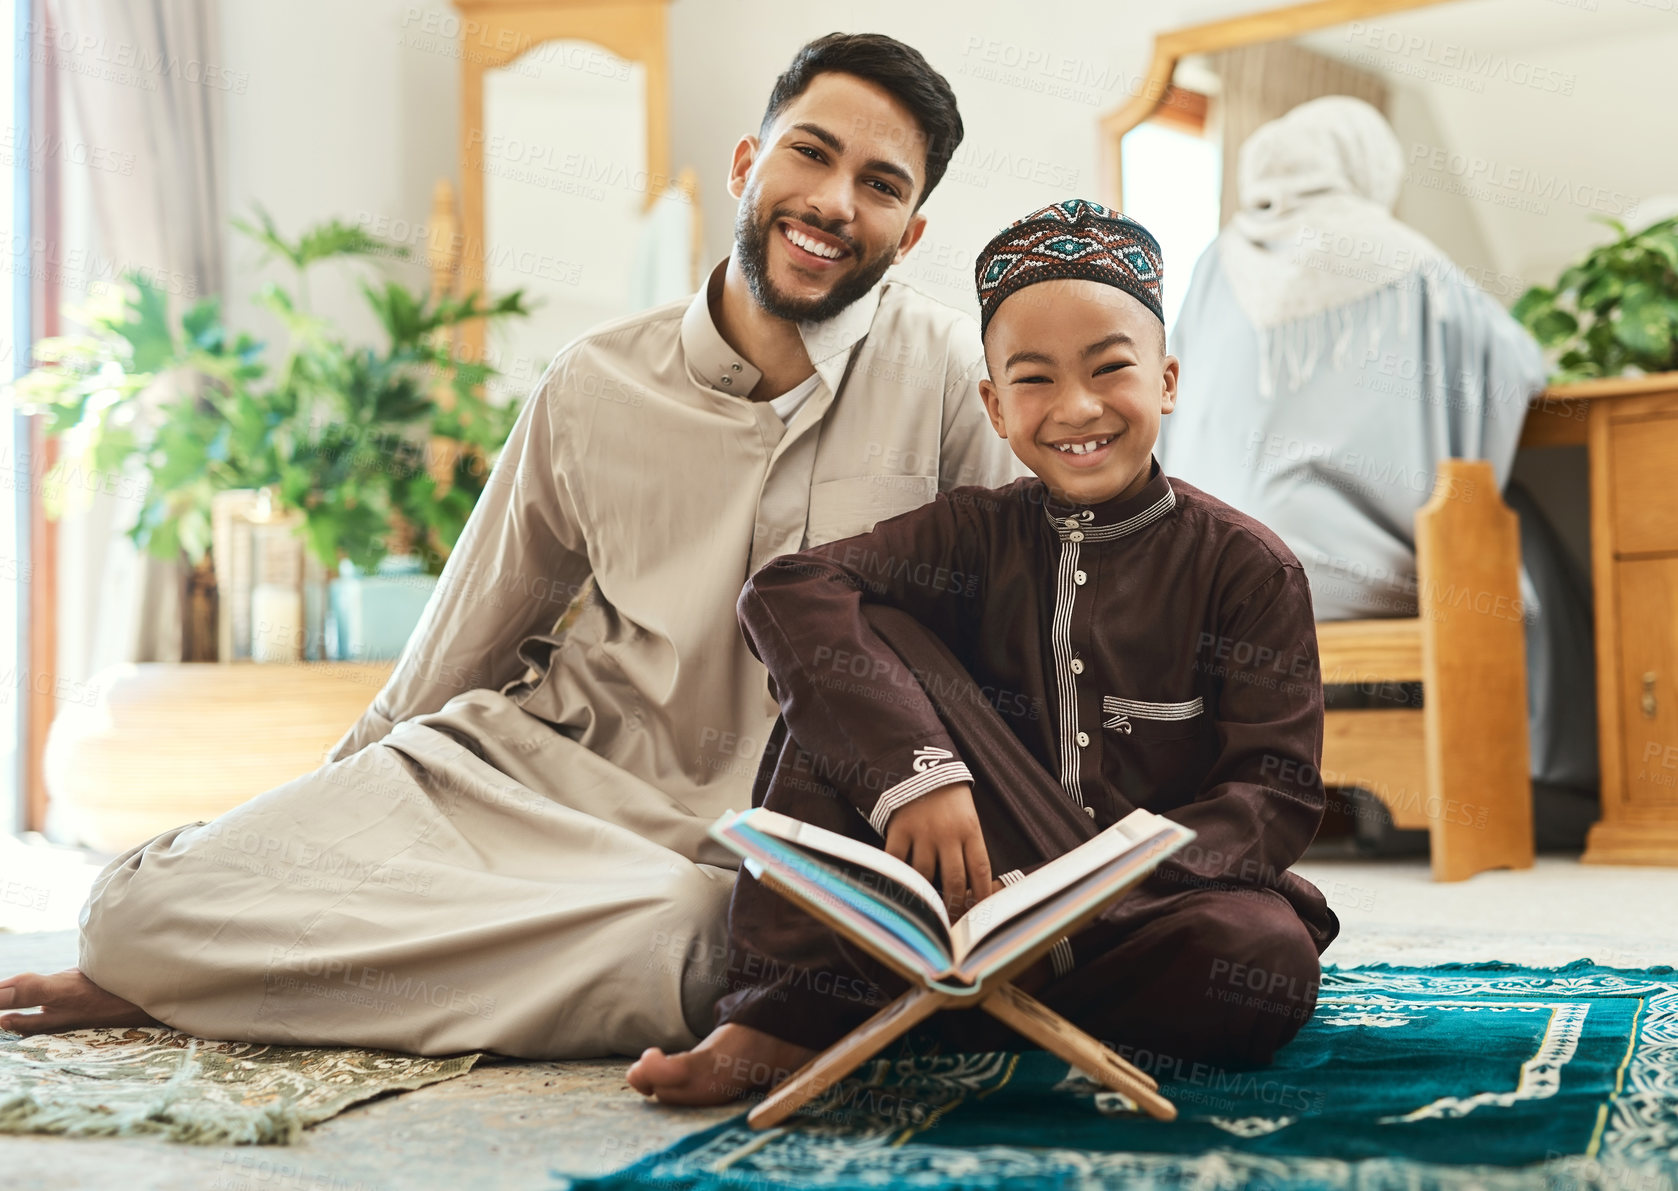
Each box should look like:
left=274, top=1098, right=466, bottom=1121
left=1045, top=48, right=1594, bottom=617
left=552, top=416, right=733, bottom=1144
left=629, top=200, right=1339, bottom=1105
left=0, top=35, right=1023, bottom=1059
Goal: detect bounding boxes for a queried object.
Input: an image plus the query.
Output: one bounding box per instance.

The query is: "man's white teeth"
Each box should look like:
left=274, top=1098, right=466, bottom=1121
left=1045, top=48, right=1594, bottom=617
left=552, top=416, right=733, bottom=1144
left=783, top=225, right=843, bottom=259
left=1054, top=437, right=1113, bottom=455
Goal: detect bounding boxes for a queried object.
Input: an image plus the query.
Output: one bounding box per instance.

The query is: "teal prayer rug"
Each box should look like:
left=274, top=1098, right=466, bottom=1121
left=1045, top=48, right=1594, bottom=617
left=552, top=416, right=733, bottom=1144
left=560, top=962, right=1678, bottom=1190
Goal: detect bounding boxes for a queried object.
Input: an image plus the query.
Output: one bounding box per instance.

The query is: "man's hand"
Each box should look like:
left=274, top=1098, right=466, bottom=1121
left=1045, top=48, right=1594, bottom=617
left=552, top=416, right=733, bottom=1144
left=883, top=782, right=993, bottom=918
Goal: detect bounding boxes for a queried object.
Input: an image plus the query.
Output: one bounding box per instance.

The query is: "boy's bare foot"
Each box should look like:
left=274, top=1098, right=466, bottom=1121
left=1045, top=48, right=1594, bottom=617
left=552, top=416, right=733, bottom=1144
left=0, top=969, right=159, bottom=1035
left=626, top=1022, right=815, bottom=1106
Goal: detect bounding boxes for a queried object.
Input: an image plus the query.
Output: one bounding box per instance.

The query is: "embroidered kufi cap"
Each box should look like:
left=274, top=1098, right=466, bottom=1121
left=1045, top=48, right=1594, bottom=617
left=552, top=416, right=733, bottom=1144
left=975, top=199, right=1164, bottom=337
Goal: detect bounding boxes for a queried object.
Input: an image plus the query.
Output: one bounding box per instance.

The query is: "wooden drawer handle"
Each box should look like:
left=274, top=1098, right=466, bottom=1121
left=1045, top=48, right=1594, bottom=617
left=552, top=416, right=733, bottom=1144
left=1643, top=672, right=1659, bottom=719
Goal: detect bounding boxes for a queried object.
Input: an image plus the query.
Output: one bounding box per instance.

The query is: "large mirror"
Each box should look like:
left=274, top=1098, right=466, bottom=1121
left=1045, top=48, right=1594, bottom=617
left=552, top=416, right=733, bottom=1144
left=1104, top=0, right=1678, bottom=573
left=1110, top=0, right=1673, bottom=347
left=453, top=0, right=693, bottom=399
left=482, top=39, right=649, bottom=388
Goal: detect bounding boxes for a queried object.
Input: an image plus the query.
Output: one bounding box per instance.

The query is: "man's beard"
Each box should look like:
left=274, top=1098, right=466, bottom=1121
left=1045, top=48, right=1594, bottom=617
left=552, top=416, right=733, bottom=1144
left=734, top=192, right=898, bottom=323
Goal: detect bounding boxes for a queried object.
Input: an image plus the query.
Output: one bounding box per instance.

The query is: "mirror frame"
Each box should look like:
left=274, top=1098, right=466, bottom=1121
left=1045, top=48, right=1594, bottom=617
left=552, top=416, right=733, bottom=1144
left=453, top=0, right=671, bottom=361
left=1097, top=0, right=1458, bottom=206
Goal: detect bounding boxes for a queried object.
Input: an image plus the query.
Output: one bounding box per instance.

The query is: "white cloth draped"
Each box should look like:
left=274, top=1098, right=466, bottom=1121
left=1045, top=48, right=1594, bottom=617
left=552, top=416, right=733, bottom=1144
left=1159, top=97, right=1596, bottom=791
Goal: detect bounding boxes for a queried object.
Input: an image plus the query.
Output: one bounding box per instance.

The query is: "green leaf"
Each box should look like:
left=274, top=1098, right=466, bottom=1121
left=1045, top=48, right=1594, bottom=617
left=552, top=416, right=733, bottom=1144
left=1554, top=265, right=1589, bottom=296
left=1511, top=286, right=1555, bottom=325
left=142, top=514, right=182, bottom=562
left=113, top=274, right=176, bottom=373
left=1643, top=235, right=1678, bottom=275
left=1613, top=282, right=1678, bottom=357
left=181, top=297, right=227, bottom=353
left=235, top=206, right=405, bottom=270
left=1589, top=214, right=1629, bottom=241
left=1578, top=272, right=1625, bottom=314
left=91, top=426, right=138, bottom=475
left=1529, top=309, right=1579, bottom=348
left=176, top=507, right=214, bottom=564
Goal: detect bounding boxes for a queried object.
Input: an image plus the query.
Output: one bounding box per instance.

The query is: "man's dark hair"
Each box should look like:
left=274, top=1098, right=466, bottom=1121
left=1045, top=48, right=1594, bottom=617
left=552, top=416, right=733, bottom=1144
left=759, top=33, right=964, bottom=208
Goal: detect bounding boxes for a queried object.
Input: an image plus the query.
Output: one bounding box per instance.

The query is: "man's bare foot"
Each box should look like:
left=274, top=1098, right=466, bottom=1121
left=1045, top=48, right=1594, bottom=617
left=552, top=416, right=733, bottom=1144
left=0, top=969, right=158, bottom=1035
left=625, top=1022, right=815, bottom=1106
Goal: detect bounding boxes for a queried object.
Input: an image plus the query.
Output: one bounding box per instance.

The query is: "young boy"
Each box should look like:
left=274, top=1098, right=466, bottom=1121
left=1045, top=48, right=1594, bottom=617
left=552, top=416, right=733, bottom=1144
left=628, top=200, right=1339, bottom=1106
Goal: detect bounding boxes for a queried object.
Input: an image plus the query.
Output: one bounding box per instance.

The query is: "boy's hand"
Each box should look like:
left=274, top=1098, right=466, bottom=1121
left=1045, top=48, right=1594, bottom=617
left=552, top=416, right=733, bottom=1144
left=883, top=782, right=994, bottom=918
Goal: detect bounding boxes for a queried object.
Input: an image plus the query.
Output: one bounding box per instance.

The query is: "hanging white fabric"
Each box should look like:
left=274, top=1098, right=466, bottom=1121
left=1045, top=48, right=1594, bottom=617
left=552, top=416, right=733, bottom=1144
left=1215, top=95, right=1460, bottom=397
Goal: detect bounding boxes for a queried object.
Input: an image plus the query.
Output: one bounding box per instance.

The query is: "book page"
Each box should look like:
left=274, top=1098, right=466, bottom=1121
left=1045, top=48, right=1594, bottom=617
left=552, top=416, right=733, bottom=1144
left=725, top=823, right=956, bottom=982
left=947, top=809, right=1181, bottom=960
left=777, top=840, right=953, bottom=949
left=732, top=808, right=951, bottom=930
left=950, top=854, right=1160, bottom=984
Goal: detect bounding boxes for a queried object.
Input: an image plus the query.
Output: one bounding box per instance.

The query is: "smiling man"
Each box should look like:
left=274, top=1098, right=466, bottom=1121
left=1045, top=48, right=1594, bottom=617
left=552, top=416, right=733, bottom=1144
left=0, top=34, right=1023, bottom=1061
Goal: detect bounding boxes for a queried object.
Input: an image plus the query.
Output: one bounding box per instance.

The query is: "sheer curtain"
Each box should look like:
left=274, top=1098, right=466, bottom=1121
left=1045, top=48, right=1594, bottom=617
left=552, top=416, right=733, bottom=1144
left=46, top=0, right=226, bottom=691
left=1207, top=42, right=1390, bottom=226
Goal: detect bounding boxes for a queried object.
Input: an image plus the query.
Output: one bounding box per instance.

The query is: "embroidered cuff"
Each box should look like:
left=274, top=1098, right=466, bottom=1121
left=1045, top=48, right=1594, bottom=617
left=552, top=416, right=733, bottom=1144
left=1049, top=936, right=1075, bottom=977
left=866, top=760, right=974, bottom=836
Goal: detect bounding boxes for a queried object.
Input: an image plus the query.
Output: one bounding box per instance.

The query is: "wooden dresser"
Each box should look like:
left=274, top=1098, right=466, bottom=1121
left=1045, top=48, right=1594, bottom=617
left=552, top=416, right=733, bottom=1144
left=1527, top=372, right=1678, bottom=864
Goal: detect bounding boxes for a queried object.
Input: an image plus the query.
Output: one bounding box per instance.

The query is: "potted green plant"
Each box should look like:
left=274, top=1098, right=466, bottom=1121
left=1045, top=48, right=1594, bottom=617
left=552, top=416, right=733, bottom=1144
left=1513, top=215, right=1678, bottom=384
left=8, top=209, right=533, bottom=658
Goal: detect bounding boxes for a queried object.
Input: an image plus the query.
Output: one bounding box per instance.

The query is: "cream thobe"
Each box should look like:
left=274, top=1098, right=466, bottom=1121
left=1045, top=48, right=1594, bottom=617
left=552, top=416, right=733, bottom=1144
left=78, top=267, right=1026, bottom=1059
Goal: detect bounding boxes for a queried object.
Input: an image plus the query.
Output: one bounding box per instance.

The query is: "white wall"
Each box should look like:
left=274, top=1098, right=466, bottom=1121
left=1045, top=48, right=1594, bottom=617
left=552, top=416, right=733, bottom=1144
left=215, top=0, right=1280, bottom=363
left=1404, top=23, right=1678, bottom=294
left=220, top=0, right=458, bottom=352
left=667, top=0, right=1274, bottom=320
left=215, top=0, right=1676, bottom=354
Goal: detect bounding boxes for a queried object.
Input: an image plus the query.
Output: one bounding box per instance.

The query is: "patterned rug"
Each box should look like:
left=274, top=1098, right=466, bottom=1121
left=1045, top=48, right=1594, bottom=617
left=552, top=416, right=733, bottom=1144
left=0, top=1025, right=481, bottom=1144
left=560, top=962, right=1678, bottom=1190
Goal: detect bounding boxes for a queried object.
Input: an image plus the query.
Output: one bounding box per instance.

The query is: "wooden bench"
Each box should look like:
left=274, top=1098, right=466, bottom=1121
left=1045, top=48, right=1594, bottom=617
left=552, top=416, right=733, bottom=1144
left=1316, top=458, right=1535, bottom=881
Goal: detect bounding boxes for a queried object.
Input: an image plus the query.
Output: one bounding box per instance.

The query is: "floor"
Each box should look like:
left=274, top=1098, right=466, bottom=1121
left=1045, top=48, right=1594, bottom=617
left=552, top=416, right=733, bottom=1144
left=4, top=833, right=1678, bottom=1190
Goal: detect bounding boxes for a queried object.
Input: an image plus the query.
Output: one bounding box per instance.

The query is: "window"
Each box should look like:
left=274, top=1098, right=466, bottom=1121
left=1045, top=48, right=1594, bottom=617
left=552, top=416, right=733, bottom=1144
left=1120, top=88, right=1221, bottom=340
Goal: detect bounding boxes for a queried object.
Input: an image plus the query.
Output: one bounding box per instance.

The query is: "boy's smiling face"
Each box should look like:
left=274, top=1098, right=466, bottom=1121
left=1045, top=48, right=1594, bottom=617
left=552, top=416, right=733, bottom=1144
left=979, top=279, right=1178, bottom=507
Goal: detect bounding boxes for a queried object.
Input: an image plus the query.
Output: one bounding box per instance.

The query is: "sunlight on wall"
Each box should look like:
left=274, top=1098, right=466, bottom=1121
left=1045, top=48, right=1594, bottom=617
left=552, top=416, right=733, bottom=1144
left=1120, top=121, right=1220, bottom=341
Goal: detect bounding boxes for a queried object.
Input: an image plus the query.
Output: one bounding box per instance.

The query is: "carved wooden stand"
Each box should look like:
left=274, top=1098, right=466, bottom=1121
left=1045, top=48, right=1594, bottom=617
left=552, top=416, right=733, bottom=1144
left=746, top=871, right=1179, bottom=1130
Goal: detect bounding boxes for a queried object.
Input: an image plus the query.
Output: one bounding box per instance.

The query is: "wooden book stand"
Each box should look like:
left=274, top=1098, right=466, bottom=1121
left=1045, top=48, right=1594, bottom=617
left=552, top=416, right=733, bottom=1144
left=746, top=870, right=1179, bottom=1129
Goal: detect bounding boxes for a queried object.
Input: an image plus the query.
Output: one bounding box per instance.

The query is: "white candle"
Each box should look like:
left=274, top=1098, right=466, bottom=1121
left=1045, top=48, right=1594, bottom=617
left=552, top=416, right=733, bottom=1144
left=251, top=584, right=303, bottom=664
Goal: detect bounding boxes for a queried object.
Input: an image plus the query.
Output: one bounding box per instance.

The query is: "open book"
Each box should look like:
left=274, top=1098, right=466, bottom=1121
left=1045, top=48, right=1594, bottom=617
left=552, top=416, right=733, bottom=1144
left=710, top=806, right=1194, bottom=997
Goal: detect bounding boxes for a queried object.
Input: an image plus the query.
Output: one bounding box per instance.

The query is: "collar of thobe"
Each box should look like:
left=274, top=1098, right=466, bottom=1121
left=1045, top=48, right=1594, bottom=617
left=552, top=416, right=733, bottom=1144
left=1041, top=458, right=1176, bottom=543
left=679, top=259, right=882, bottom=400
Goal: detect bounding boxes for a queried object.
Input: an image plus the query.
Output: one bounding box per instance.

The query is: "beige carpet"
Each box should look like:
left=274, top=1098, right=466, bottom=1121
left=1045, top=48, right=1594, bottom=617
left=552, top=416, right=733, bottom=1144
left=0, top=1024, right=479, bottom=1144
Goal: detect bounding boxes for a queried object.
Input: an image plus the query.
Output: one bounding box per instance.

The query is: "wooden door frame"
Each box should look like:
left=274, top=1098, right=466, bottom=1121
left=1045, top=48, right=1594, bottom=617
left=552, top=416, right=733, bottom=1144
left=24, top=0, right=58, bottom=834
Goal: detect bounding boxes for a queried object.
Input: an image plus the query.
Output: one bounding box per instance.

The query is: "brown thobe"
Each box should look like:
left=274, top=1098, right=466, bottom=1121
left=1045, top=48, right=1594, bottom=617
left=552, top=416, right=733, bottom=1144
left=720, top=461, right=1339, bottom=1066
left=74, top=264, right=1025, bottom=1059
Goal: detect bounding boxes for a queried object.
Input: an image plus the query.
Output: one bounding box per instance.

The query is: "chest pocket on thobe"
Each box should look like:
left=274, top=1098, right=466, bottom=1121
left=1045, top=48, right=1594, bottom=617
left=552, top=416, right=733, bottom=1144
left=1102, top=695, right=1203, bottom=741
left=1101, top=694, right=1209, bottom=805
left=805, top=474, right=938, bottom=547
